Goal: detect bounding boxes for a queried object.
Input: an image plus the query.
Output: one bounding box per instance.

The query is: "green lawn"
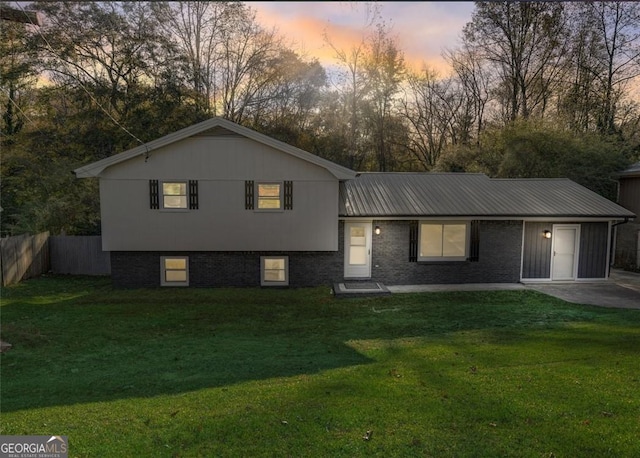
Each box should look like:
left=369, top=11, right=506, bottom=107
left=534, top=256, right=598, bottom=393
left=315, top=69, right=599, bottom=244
left=1, top=276, right=639, bottom=457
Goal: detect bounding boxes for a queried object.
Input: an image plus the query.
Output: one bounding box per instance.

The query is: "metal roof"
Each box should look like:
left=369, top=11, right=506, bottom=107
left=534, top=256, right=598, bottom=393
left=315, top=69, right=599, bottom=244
left=619, top=161, right=640, bottom=177
left=340, top=173, right=635, bottom=219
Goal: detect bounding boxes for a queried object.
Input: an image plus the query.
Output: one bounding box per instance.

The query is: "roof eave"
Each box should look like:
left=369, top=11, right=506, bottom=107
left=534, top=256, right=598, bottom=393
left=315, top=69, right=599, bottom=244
left=74, top=117, right=357, bottom=180
left=339, top=213, right=635, bottom=220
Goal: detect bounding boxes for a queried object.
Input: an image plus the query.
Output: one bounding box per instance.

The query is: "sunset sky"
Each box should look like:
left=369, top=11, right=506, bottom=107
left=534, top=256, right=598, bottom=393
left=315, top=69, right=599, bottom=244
left=247, top=1, right=476, bottom=76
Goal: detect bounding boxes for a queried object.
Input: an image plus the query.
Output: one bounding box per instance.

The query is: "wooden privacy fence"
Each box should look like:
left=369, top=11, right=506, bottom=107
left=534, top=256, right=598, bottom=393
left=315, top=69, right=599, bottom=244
left=0, top=234, right=111, bottom=286
left=49, top=235, right=111, bottom=276
left=0, top=232, right=50, bottom=286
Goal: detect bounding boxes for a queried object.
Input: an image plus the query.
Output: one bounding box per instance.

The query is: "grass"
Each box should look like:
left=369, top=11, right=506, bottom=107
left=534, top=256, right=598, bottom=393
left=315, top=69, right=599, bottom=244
left=1, top=276, right=640, bottom=457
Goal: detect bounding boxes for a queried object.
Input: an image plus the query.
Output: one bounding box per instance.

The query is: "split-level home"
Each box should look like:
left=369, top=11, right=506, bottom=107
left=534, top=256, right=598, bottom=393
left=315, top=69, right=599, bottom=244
left=74, top=118, right=635, bottom=288
left=615, top=161, right=640, bottom=269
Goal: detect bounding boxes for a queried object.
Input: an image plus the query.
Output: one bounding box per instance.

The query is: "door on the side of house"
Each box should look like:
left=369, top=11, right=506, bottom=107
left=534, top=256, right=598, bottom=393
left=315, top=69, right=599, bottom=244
left=551, top=224, right=580, bottom=280
left=344, top=221, right=372, bottom=278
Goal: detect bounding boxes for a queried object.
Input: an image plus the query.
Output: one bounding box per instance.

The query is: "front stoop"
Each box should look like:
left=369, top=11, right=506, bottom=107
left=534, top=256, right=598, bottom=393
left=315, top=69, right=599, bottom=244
left=333, top=281, right=391, bottom=298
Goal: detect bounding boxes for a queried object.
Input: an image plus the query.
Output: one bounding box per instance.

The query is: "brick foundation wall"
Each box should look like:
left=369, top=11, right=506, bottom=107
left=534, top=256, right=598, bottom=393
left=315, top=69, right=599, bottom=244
left=111, top=249, right=344, bottom=288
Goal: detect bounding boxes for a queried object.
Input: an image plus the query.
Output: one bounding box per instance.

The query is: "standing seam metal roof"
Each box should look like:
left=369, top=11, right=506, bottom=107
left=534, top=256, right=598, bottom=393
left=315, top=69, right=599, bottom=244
left=619, top=161, right=640, bottom=177
left=339, top=173, right=635, bottom=218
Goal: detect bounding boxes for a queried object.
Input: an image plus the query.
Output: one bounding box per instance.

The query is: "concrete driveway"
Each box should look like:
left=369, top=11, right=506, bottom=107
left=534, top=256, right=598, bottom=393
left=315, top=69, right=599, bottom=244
left=525, top=269, right=640, bottom=309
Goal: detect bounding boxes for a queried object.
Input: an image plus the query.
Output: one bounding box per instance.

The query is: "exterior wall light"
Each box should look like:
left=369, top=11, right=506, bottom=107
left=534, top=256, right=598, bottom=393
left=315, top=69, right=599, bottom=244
left=375, top=226, right=381, bottom=235
left=543, top=230, right=552, bottom=239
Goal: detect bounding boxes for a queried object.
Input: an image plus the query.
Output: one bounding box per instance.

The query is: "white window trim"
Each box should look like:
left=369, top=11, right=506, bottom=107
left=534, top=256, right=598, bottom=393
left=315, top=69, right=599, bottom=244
left=418, top=221, right=470, bottom=262
left=255, top=182, right=283, bottom=211
left=161, top=256, right=189, bottom=286
left=261, top=256, right=289, bottom=286
left=161, top=180, right=188, bottom=210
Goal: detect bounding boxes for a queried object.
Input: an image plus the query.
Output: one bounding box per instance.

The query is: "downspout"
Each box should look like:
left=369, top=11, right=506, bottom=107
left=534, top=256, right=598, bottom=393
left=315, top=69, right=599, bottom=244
left=609, top=217, right=631, bottom=276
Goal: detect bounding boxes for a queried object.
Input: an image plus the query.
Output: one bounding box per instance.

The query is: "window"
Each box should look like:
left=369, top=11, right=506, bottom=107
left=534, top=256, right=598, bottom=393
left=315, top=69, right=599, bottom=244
left=150, top=180, right=198, bottom=210
left=257, top=183, right=282, bottom=210
left=419, top=222, right=469, bottom=261
left=161, top=256, right=189, bottom=286
left=245, top=181, right=292, bottom=210
left=163, top=182, right=188, bottom=209
left=261, top=256, right=289, bottom=286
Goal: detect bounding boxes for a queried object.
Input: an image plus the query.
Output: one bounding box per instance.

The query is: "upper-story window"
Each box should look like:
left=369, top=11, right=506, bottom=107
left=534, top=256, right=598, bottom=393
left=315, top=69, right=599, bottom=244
left=245, top=180, right=293, bottom=211
left=257, top=183, right=282, bottom=210
left=163, top=182, right=188, bottom=209
left=149, top=180, right=198, bottom=210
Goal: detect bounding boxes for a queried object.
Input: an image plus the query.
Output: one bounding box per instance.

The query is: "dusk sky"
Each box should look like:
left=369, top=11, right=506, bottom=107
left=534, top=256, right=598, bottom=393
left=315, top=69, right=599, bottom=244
left=247, top=1, right=476, bottom=76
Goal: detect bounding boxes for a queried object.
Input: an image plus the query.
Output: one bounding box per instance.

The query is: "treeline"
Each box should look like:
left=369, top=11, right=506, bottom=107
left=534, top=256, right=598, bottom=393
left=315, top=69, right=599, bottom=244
left=2, top=1, right=639, bottom=235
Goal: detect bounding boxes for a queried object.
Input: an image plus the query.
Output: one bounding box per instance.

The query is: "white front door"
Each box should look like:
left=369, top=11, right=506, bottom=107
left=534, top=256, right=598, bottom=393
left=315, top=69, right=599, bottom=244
left=344, top=221, right=372, bottom=278
left=551, top=225, right=580, bottom=280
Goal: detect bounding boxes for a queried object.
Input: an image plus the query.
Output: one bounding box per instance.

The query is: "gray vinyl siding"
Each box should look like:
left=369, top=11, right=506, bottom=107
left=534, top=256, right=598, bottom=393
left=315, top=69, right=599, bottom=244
left=522, top=222, right=553, bottom=279
left=99, top=136, right=339, bottom=252
left=577, top=222, right=609, bottom=279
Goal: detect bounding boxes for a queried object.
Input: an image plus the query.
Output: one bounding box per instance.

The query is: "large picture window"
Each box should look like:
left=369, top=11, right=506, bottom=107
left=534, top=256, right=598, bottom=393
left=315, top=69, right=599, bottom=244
left=419, top=222, right=469, bottom=261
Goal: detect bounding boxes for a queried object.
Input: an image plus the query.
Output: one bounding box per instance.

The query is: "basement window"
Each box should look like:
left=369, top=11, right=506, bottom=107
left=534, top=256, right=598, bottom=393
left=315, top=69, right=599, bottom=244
left=261, top=256, right=289, bottom=286
left=161, top=256, right=189, bottom=286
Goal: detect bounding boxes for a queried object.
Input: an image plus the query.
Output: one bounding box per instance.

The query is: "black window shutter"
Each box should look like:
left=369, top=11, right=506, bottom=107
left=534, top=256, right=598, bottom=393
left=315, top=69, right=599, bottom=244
left=469, top=220, right=480, bottom=262
left=189, top=180, right=199, bottom=210
left=149, top=180, right=159, bottom=209
left=245, top=180, right=254, bottom=209
left=284, top=181, right=293, bottom=210
left=409, top=221, right=418, bottom=262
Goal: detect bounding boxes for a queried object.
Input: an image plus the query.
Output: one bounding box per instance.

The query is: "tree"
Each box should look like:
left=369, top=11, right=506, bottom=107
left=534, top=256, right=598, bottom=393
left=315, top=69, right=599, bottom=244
left=438, top=120, right=629, bottom=200
left=584, top=2, right=640, bottom=135
left=32, top=1, right=172, bottom=122
left=0, top=5, right=38, bottom=141
left=463, top=2, right=569, bottom=122
left=324, top=31, right=368, bottom=170
left=445, top=42, right=492, bottom=145
left=361, top=23, right=406, bottom=171
left=248, top=49, right=327, bottom=149
left=402, top=68, right=464, bottom=170
left=152, top=1, right=241, bottom=117
left=213, top=4, right=282, bottom=123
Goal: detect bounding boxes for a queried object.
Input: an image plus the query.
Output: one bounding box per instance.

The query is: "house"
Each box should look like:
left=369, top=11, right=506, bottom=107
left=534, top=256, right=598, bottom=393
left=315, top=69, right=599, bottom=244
left=615, top=161, right=640, bottom=269
left=74, top=117, right=635, bottom=288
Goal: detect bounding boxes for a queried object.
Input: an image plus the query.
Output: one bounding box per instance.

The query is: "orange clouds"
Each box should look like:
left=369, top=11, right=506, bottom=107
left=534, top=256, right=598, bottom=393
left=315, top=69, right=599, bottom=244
left=249, top=2, right=474, bottom=77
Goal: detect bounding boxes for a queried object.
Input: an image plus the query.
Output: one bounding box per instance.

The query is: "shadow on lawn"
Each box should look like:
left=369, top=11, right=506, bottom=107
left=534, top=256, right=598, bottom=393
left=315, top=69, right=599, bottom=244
left=2, top=278, right=639, bottom=413
left=1, top=328, right=374, bottom=412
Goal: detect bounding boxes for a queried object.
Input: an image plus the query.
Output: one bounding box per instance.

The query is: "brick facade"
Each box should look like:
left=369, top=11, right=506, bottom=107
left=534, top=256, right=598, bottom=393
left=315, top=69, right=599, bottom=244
left=111, top=220, right=524, bottom=288
left=370, top=220, right=523, bottom=285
